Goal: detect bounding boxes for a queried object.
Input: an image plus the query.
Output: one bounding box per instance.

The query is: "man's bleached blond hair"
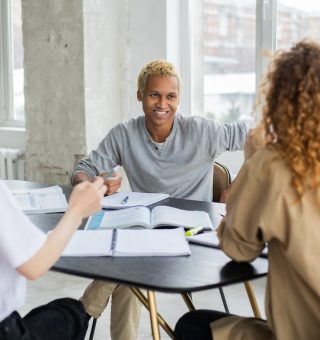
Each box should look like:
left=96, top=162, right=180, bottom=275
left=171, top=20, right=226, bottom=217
left=137, top=59, right=180, bottom=95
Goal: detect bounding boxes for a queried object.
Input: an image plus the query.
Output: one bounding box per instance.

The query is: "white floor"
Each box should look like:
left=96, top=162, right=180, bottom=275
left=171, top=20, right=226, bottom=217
left=19, top=271, right=266, bottom=340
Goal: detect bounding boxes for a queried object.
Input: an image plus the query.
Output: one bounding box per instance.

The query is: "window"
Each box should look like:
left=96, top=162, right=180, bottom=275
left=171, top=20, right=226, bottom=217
left=0, top=0, right=25, bottom=126
left=192, top=0, right=320, bottom=126
left=189, top=0, right=276, bottom=173
left=277, top=0, right=320, bottom=48
left=202, top=0, right=256, bottom=124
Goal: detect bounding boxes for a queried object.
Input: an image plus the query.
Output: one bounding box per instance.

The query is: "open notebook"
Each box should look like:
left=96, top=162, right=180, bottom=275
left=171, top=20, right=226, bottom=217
left=85, top=206, right=214, bottom=231
left=11, top=186, right=68, bottom=214
left=61, top=228, right=191, bottom=257
left=102, top=192, right=169, bottom=209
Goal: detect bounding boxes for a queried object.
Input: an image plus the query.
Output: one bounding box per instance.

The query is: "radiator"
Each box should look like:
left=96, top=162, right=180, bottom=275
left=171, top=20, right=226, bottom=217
left=0, top=148, right=25, bottom=180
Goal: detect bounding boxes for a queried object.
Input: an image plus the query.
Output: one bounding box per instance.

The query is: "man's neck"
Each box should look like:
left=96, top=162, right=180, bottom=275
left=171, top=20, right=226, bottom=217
left=145, top=119, right=174, bottom=143
left=147, top=126, right=172, bottom=143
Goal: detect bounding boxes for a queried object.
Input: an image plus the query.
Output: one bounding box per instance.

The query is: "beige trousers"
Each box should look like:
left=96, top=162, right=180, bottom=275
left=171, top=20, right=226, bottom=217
left=80, top=280, right=141, bottom=340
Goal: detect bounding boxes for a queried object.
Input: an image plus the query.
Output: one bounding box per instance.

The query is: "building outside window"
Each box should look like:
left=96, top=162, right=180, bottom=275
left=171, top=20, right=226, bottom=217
left=201, top=0, right=320, bottom=125
left=277, top=0, right=320, bottom=49
left=203, top=0, right=256, bottom=124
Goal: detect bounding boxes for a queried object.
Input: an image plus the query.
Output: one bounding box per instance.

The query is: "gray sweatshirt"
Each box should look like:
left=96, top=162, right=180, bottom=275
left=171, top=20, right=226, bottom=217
left=72, top=113, right=248, bottom=201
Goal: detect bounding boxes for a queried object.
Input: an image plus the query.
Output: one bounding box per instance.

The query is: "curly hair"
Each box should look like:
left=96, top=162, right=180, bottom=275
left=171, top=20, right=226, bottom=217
left=137, top=59, right=180, bottom=95
left=261, top=40, right=320, bottom=200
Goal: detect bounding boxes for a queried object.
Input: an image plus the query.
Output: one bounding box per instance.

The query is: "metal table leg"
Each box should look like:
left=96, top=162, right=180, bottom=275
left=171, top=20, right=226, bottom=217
left=244, top=281, right=261, bottom=318
left=147, top=290, right=161, bottom=340
left=130, top=287, right=174, bottom=339
left=180, top=292, right=196, bottom=311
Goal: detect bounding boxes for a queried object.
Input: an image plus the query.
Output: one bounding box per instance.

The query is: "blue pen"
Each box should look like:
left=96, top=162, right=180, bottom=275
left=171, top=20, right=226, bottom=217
left=121, top=196, right=129, bottom=204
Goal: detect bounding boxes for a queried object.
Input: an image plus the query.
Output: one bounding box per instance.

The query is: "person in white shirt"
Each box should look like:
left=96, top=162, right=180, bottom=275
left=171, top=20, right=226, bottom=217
left=0, top=178, right=106, bottom=340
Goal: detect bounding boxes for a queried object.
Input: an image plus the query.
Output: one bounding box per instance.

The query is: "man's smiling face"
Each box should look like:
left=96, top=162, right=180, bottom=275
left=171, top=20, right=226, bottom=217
left=138, top=75, right=180, bottom=135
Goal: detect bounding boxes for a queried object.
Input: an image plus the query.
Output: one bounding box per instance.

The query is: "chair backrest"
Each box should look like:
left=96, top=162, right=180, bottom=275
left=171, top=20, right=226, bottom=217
left=212, top=162, right=231, bottom=202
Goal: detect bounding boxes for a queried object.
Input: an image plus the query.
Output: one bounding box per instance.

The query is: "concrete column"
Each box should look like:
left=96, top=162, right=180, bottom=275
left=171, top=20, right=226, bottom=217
left=23, top=0, right=124, bottom=184
left=23, top=0, right=86, bottom=184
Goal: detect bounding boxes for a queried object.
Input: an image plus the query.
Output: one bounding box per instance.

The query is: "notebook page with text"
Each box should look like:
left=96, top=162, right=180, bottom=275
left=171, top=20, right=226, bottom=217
left=150, top=206, right=214, bottom=230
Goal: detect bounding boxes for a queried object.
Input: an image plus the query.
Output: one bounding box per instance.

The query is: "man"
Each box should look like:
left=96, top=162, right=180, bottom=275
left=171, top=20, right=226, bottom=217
left=72, top=59, right=249, bottom=339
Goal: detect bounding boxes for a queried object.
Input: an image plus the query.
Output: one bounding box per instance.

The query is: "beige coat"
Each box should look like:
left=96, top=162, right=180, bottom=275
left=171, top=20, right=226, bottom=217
left=212, top=148, right=320, bottom=340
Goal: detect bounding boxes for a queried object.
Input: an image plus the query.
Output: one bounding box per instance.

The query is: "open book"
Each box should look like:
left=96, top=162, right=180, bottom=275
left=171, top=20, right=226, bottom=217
left=102, top=191, right=169, bottom=209
left=12, top=186, right=68, bottom=214
left=85, top=206, right=214, bottom=231
left=62, top=228, right=191, bottom=257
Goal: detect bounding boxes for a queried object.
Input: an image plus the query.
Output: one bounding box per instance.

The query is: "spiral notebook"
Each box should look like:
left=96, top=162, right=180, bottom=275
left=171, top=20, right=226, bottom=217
left=62, top=228, right=191, bottom=257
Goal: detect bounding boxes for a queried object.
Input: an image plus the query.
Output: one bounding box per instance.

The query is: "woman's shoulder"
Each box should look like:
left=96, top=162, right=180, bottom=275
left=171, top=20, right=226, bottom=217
left=251, top=147, right=283, bottom=167
left=247, top=147, right=291, bottom=182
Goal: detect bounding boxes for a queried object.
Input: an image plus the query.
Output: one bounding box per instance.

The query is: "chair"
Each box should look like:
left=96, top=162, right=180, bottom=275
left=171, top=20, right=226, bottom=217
left=212, top=162, right=232, bottom=312
left=213, top=161, right=232, bottom=202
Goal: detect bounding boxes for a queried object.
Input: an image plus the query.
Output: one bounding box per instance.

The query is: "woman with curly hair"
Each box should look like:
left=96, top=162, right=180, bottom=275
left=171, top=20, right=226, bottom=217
left=174, top=40, right=320, bottom=340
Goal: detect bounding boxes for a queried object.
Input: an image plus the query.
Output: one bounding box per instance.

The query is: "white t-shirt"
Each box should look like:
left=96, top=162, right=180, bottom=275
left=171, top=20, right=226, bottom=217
left=0, top=181, right=46, bottom=322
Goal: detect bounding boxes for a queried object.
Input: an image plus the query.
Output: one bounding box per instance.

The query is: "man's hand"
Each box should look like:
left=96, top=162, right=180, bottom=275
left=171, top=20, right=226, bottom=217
left=99, top=172, right=122, bottom=195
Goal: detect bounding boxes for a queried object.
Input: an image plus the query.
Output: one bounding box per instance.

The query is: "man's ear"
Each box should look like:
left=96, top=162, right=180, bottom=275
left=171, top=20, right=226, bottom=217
left=137, top=91, right=142, bottom=102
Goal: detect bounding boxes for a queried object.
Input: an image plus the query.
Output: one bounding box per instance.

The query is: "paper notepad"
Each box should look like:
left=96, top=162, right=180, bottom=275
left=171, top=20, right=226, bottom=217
left=102, top=192, right=169, bottom=209
left=12, top=186, right=68, bottom=214
left=187, top=231, right=268, bottom=257
left=187, top=231, right=220, bottom=248
left=62, top=230, right=113, bottom=256
left=85, top=206, right=214, bottom=231
left=62, top=228, right=191, bottom=257
left=212, top=202, right=226, bottom=217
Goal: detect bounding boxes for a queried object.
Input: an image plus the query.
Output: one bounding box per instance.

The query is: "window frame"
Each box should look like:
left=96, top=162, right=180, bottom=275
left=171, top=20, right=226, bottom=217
left=0, top=0, right=24, bottom=128
left=256, top=0, right=277, bottom=91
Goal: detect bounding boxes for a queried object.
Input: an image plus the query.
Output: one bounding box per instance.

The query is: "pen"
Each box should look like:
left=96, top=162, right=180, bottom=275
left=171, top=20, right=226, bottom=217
left=185, top=226, right=204, bottom=237
left=121, top=195, right=129, bottom=204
